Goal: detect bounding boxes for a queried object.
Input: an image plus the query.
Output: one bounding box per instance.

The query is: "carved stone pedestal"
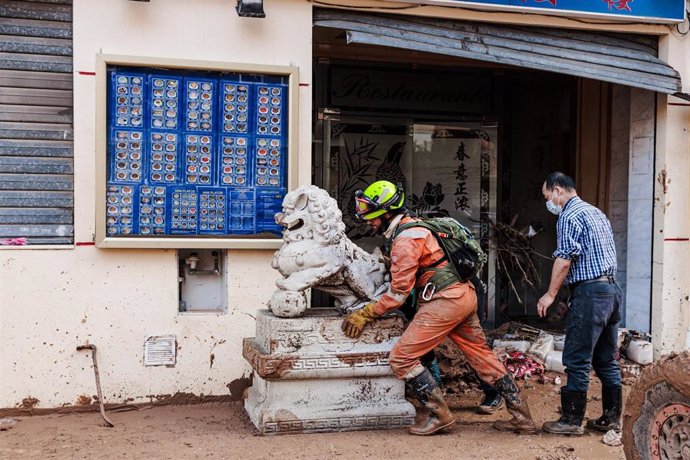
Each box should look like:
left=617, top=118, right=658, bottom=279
left=243, top=308, right=415, bottom=435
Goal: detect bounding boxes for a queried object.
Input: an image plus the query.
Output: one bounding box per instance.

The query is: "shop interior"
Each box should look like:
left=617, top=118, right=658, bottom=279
left=311, top=20, right=639, bottom=330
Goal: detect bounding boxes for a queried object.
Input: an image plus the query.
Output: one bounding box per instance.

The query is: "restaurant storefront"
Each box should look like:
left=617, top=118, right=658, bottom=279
left=0, top=0, right=688, bottom=408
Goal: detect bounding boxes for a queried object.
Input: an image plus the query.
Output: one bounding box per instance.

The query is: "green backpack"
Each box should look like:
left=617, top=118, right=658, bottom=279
left=395, top=217, right=487, bottom=291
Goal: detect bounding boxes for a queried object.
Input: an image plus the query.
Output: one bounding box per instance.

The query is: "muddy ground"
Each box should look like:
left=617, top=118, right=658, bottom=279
left=0, top=376, right=624, bottom=460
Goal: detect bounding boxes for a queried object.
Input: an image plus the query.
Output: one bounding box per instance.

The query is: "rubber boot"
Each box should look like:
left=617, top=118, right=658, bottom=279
left=586, top=385, right=622, bottom=432
left=406, top=368, right=455, bottom=436
left=543, top=389, right=586, bottom=436
left=492, top=374, right=538, bottom=434
left=477, top=381, right=505, bottom=415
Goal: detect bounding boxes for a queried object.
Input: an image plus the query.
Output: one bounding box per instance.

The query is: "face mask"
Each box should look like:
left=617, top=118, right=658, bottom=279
left=546, top=190, right=562, bottom=215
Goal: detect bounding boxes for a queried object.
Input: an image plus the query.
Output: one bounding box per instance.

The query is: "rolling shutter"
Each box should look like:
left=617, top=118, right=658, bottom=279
left=314, top=9, right=690, bottom=101
left=0, top=0, right=73, bottom=245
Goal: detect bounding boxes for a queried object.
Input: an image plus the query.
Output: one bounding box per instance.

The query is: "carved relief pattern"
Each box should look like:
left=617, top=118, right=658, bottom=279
left=291, top=357, right=389, bottom=371
left=275, top=331, right=320, bottom=348
left=257, top=355, right=391, bottom=376
left=263, top=415, right=414, bottom=434
left=272, top=329, right=399, bottom=350
left=244, top=338, right=394, bottom=379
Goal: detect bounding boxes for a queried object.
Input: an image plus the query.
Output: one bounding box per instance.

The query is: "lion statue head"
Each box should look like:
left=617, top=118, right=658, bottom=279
left=275, top=185, right=346, bottom=245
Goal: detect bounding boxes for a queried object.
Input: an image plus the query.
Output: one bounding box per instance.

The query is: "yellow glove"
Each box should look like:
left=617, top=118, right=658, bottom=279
left=341, top=302, right=379, bottom=338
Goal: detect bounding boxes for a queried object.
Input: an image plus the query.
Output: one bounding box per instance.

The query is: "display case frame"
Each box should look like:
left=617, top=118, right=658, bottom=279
left=95, top=54, right=298, bottom=249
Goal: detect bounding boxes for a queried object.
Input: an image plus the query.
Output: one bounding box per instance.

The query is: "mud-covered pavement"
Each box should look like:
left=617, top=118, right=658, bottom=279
left=0, top=378, right=624, bottom=460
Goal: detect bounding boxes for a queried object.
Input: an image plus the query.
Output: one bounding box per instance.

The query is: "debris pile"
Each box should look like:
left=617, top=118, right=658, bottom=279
left=617, top=329, right=653, bottom=384
left=435, top=339, right=478, bottom=394
left=488, top=219, right=543, bottom=307
left=433, top=322, right=652, bottom=391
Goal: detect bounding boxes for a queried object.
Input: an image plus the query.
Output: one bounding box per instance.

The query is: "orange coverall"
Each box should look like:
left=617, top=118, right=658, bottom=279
left=373, top=216, right=506, bottom=384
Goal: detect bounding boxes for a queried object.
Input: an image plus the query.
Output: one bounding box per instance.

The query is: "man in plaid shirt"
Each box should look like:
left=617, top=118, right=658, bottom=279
left=537, top=172, right=622, bottom=436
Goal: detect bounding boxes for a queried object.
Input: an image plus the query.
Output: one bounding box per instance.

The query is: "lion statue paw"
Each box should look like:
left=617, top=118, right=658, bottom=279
left=267, top=290, right=307, bottom=318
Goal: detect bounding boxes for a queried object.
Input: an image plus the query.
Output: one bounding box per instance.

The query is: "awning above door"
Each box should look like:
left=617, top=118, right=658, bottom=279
left=314, top=9, right=690, bottom=101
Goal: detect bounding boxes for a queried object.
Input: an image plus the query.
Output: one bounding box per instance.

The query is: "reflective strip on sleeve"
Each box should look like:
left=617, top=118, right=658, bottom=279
left=398, top=228, right=428, bottom=239
left=386, top=289, right=409, bottom=303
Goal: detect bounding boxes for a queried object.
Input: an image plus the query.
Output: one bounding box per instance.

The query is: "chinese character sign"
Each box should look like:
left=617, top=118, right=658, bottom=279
left=410, top=126, right=488, bottom=233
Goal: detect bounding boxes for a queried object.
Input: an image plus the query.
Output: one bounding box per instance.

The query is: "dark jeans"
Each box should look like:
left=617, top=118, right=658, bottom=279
left=563, top=279, right=622, bottom=393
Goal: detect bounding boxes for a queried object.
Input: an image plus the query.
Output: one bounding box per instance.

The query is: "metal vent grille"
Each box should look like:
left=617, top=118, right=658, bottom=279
left=144, top=335, right=176, bottom=366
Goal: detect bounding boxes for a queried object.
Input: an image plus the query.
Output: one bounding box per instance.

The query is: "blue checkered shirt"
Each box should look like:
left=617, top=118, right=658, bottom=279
left=553, top=196, right=617, bottom=285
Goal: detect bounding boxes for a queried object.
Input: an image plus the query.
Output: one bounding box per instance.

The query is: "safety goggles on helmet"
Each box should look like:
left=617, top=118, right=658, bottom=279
left=354, top=181, right=405, bottom=221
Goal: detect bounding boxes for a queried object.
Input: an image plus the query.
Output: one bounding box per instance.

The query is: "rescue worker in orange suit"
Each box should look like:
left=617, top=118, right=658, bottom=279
left=342, top=180, right=536, bottom=436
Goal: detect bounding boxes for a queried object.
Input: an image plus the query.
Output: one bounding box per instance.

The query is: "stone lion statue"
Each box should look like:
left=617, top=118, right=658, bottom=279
left=268, top=185, right=390, bottom=318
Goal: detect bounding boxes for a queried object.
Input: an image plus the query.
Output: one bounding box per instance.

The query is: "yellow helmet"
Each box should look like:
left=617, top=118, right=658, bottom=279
left=354, top=180, right=405, bottom=220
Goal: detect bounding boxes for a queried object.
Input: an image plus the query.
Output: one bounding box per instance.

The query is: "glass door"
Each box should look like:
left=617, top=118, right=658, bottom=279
left=314, top=113, right=498, bottom=325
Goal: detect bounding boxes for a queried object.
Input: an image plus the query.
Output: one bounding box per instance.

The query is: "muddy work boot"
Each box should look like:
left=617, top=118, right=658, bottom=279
left=477, top=385, right=505, bottom=415
left=543, top=389, right=587, bottom=436
left=406, top=368, right=455, bottom=436
left=492, top=374, right=537, bottom=434
left=586, top=385, right=622, bottom=432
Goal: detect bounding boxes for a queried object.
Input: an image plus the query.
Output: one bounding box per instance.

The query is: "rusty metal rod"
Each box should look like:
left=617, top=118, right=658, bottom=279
left=76, top=344, right=114, bottom=427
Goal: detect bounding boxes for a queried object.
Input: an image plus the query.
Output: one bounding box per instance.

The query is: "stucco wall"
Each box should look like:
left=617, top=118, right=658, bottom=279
left=0, top=0, right=312, bottom=408
left=652, top=32, right=690, bottom=355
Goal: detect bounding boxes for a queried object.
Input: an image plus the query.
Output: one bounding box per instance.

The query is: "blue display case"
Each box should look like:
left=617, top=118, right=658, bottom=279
left=105, top=66, right=288, bottom=238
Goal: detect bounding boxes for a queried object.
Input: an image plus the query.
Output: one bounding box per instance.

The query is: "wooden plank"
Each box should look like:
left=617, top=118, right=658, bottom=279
left=0, top=17, right=71, bottom=39
left=0, top=2, right=72, bottom=22
left=0, top=139, right=73, bottom=157
left=0, top=34, right=71, bottom=56
left=0, top=156, right=73, bottom=174
left=0, top=121, right=73, bottom=140
left=0, top=87, right=72, bottom=107
left=0, top=224, right=73, bottom=238
left=0, top=190, right=73, bottom=207
left=0, top=207, right=72, bottom=224
left=0, top=173, right=73, bottom=191
left=0, top=104, right=73, bottom=123
left=0, top=51, right=72, bottom=73
left=0, top=69, right=73, bottom=90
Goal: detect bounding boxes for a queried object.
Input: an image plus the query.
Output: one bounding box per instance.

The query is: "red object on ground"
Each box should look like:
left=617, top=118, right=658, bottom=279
left=503, top=351, right=545, bottom=380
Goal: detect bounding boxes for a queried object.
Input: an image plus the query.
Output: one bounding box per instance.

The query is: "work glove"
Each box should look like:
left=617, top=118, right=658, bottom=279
left=341, top=302, right=379, bottom=338
left=379, top=254, right=391, bottom=269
